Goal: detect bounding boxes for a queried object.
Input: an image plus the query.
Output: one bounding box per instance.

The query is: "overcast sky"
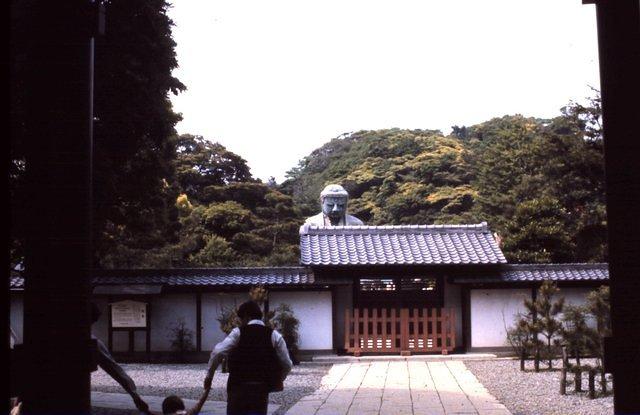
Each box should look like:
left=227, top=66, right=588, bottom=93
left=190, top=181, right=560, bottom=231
left=168, top=1, right=600, bottom=183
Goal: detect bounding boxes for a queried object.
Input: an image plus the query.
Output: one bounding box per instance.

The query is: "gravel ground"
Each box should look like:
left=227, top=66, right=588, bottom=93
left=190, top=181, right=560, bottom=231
left=91, top=363, right=331, bottom=415
left=465, top=358, right=614, bottom=415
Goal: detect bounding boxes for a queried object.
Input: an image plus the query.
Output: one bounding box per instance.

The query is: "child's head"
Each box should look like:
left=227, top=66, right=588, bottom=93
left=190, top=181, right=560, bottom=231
left=162, top=395, right=186, bottom=415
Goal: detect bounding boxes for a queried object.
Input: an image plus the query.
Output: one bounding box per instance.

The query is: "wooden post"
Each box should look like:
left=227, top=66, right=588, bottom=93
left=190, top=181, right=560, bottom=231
left=354, top=308, right=361, bottom=356
left=344, top=309, right=350, bottom=352
left=449, top=308, right=456, bottom=352
left=381, top=308, right=388, bottom=350
left=390, top=308, right=397, bottom=352
left=400, top=308, right=410, bottom=356
left=575, top=367, right=583, bottom=392
left=108, top=299, right=113, bottom=352
left=371, top=308, right=378, bottom=351
left=560, top=367, right=567, bottom=395
left=196, top=292, right=202, bottom=352
left=441, top=308, right=448, bottom=355
left=520, top=349, right=526, bottom=371
left=363, top=308, right=369, bottom=351
left=588, top=369, right=596, bottom=399
left=146, top=301, right=151, bottom=357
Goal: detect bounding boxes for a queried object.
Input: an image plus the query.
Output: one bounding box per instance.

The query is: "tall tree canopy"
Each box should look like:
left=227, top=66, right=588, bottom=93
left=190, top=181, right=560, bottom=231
left=92, top=0, right=186, bottom=266
left=174, top=134, right=253, bottom=203
left=10, top=0, right=186, bottom=269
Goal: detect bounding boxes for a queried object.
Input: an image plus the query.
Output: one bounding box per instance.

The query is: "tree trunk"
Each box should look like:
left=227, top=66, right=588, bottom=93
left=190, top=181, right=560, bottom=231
left=600, top=371, right=607, bottom=394
left=588, top=370, right=596, bottom=399
left=575, top=368, right=583, bottom=392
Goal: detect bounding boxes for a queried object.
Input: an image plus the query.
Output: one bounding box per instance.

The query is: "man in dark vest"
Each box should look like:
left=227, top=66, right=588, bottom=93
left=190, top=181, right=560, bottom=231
left=204, top=301, right=293, bottom=415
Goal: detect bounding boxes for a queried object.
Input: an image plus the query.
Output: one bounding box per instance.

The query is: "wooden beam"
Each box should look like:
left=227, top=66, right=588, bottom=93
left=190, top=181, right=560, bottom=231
left=196, top=292, right=202, bottom=352
left=592, top=0, right=640, bottom=411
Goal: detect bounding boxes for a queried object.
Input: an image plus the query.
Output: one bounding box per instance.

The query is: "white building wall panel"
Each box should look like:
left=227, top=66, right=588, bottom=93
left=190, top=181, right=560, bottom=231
left=269, top=291, right=333, bottom=350
left=200, top=292, right=248, bottom=352
left=471, top=288, right=531, bottom=348
left=150, top=294, right=197, bottom=352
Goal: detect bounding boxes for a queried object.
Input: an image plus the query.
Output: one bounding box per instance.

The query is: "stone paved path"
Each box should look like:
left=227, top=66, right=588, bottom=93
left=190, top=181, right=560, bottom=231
left=285, top=361, right=511, bottom=415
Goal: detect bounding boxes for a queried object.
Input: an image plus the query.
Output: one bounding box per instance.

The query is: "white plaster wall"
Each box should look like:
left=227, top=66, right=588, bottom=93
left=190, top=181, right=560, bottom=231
left=269, top=291, right=333, bottom=350
left=10, top=294, right=24, bottom=345
left=561, top=287, right=593, bottom=307
left=443, top=281, right=463, bottom=347
left=200, top=292, right=248, bottom=352
left=557, top=287, right=600, bottom=331
left=150, top=294, right=197, bottom=352
left=471, top=289, right=531, bottom=348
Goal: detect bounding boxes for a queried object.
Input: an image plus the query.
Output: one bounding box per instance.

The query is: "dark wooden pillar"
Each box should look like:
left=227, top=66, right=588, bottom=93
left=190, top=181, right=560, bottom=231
left=21, top=1, right=100, bottom=411
left=587, top=0, right=640, bottom=411
left=196, top=292, right=202, bottom=352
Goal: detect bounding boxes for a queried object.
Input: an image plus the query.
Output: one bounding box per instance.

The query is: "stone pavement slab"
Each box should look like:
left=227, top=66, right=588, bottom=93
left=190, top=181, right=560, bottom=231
left=91, top=391, right=279, bottom=414
left=285, top=360, right=511, bottom=415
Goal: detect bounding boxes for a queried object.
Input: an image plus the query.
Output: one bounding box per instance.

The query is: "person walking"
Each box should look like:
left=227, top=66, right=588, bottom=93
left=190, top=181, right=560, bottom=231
left=204, top=301, right=293, bottom=415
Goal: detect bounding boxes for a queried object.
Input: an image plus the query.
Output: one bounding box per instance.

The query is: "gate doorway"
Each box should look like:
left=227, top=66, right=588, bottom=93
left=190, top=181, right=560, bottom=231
left=344, top=307, right=456, bottom=355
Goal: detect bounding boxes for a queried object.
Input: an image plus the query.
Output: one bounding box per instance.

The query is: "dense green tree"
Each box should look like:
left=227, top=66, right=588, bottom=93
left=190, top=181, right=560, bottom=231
left=10, top=0, right=185, bottom=269
left=502, top=197, right=575, bottom=263
left=283, top=129, right=477, bottom=225
left=92, top=0, right=185, bottom=267
left=174, top=134, right=253, bottom=202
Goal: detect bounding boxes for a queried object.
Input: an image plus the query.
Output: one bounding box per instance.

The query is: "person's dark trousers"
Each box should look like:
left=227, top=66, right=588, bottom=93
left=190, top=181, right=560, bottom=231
left=227, top=383, right=269, bottom=415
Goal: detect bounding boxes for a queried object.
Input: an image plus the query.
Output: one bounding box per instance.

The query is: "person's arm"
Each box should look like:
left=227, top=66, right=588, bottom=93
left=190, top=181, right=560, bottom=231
left=187, top=387, right=211, bottom=415
left=272, top=330, right=293, bottom=380
left=204, top=328, right=240, bottom=388
left=95, top=337, right=149, bottom=413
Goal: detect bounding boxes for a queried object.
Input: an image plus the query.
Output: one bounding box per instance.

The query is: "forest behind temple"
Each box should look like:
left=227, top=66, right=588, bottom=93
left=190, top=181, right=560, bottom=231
left=10, top=0, right=606, bottom=270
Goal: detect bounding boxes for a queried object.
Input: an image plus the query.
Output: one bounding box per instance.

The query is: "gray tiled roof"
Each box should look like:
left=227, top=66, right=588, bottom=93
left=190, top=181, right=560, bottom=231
left=10, top=267, right=316, bottom=290
left=453, top=263, right=609, bottom=284
left=299, top=222, right=507, bottom=266
left=94, top=267, right=315, bottom=286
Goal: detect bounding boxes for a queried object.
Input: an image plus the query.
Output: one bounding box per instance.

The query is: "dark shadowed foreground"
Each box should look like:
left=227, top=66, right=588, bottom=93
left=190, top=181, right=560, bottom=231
left=91, top=363, right=331, bottom=415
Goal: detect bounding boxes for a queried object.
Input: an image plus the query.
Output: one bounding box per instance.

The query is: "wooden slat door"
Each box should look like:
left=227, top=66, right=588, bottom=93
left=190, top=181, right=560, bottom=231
left=345, top=307, right=456, bottom=355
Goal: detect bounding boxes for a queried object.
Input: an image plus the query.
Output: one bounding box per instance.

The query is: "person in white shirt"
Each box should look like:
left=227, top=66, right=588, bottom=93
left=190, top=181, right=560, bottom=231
left=204, top=301, right=293, bottom=415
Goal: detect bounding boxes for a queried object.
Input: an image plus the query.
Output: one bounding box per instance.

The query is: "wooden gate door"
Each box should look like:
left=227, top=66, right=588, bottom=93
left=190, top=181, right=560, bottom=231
left=344, top=308, right=456, bottom=355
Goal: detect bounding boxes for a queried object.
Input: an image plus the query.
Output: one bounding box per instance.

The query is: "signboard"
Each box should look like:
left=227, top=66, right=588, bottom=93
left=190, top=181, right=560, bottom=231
left=111, top=300, right=147, bottom=328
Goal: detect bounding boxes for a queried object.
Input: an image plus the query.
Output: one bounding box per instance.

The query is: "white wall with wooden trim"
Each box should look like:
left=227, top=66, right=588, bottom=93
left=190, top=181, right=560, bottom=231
left=200, top=292, right=248, bottom=351
left=269, top=291, right=333, bottom=350
left=470, top=287, right=604, bottom=348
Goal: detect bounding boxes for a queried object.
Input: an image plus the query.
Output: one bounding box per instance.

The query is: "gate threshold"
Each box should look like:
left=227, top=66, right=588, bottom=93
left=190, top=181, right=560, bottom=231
left=312, top=353, right=497, bottom=363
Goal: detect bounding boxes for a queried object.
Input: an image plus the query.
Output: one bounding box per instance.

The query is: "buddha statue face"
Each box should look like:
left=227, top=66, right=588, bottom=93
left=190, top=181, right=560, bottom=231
left=322, top=195, right=348, bottom=225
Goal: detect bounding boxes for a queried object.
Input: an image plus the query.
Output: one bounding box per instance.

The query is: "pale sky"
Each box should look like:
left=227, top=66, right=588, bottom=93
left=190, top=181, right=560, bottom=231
left=168, top=1, right=600, bottom=183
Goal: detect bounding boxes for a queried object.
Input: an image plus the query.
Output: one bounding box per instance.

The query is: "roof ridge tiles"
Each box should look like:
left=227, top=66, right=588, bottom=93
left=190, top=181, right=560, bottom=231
left=504, top=263, right=609, bottom=270
left=300, top=223, right=491, bottom=235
